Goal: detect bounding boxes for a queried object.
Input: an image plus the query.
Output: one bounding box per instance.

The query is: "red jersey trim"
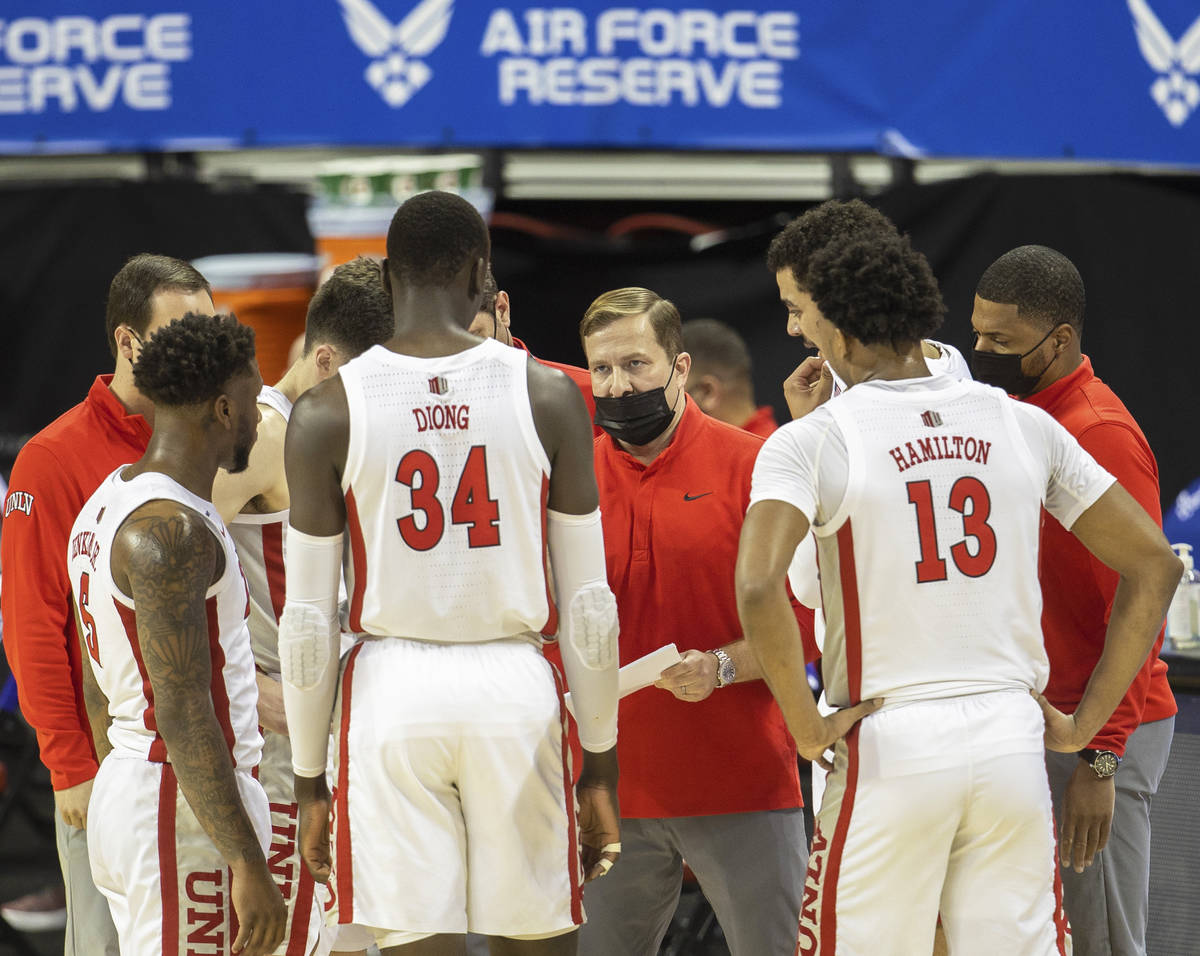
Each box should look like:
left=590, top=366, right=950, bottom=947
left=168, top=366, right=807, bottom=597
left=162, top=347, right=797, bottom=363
left=116, top=599, right=168, bottom=763
left=836, top=521, right=863, bottom=705
left=206, top=596, right=236, bottom=764
left=344, top=489, right=368, bottom=634
left=262, top=522, right=287, bottom=624
left=539, top=475, right=559, bottom=637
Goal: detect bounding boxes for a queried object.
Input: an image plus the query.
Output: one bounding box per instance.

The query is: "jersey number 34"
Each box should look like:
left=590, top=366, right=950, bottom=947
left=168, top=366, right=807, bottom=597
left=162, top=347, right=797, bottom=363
left=395, top=445, right=501, bottom=551
left=906, top=477, right=997, bottom=582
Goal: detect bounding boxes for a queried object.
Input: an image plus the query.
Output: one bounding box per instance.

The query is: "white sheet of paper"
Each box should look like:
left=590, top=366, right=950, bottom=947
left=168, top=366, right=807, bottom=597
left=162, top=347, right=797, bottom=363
left=563, top=643, right=684, bottom=717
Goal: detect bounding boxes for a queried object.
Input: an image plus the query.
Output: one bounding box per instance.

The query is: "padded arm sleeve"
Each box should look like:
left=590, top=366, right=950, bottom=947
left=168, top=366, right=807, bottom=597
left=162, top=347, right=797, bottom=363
left=548, top=508, right=618, bottom=752
left=279, top=527, right=343, bottom=777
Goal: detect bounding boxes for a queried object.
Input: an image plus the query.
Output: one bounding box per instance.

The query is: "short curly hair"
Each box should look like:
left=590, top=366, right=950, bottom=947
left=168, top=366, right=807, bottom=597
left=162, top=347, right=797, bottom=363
left=975, top=245, right=1085, bottom=333
left=133, top=313, right=257, bottom=407
left=766, top=200, right=899, bottom=289
left=305, top=256, right=394, bottom=357
left=386, top=191, right=490, bottom=289
left=807, top=233, right=945, bottom=349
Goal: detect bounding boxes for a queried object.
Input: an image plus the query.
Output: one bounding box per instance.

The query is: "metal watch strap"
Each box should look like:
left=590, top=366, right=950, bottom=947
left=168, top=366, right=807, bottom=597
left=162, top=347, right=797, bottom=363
left=711, top=647, right=735, bottom=688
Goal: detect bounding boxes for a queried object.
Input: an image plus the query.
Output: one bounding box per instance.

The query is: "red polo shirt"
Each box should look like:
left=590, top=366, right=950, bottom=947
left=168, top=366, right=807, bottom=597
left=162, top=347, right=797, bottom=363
left=594, top=397, right=804, bottom=818
left=512, top=336, right=599, bottom=436
left=1024, top=357, right=1176, bottom=755
left=741, top=405, right=779, bottom=438
left=2, top=375, right=151, bottom=789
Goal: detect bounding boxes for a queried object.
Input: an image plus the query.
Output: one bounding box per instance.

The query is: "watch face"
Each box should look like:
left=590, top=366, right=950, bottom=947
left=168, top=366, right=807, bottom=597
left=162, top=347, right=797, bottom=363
left=719, top=661, right=736, bottom=686
left=1091, top=751, right=1119, bottom=778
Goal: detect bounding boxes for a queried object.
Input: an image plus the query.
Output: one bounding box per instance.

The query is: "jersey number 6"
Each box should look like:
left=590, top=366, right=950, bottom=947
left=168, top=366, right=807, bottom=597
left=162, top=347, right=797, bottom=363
left=395, top=445, right=501, bottom=551
left=906, top=476, right=997, bottom=583
left=77, top=571, right=102, bottom=665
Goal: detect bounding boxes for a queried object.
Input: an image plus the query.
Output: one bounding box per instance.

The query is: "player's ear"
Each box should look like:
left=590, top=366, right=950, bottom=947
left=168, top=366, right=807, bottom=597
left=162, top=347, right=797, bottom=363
left=688, top=374, right=720, bottom=412
left=495, top=290, right=511, bottom=329
left=313, top=344, right=337, bottom=379
left=213, top=393, right=234, bottom=430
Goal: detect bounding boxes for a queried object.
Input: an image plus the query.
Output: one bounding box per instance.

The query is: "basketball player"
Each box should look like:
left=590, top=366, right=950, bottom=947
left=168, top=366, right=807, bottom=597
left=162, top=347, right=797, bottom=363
left=211, top=257, right=395, bottom=956
left=765, top=199, right=970, bottom=421
left=2, top=254, right=215, bottom=955
left=280, top=191, right=621, bottom=955
left=737, top=231, right=1181, bottom=954
left=67, top=313, right=286, bottom=956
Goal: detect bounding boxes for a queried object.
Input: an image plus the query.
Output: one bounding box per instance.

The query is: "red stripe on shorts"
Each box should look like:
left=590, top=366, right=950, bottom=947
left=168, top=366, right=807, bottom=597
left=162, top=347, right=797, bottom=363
left=344, top=489, right=368, bottom=634
left=539, top=475, right=559, bottom=637
left=285, top=849, right=316, bottom=955
left=158, top=763, right=180, bottom=954
left=1050, top=816, right=1070, bottom=953
left=262, top=521, right=287, bottom=623
left=550, top=663, right=583, bottom=924
left=335, top=642, right=365, bottom=923
left=835, top=521, right=863, bottom=704
left=820, top=724, right=860, bottom=956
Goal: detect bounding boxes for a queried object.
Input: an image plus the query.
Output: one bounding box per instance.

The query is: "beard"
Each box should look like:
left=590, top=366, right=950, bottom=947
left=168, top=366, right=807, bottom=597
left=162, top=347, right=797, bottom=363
left=228, top=439, right=252, bottom=475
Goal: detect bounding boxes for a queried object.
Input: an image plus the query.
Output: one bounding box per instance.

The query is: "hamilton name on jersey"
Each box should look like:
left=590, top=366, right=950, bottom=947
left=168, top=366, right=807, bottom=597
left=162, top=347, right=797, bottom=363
left=888, top=433, right=994, bottom=473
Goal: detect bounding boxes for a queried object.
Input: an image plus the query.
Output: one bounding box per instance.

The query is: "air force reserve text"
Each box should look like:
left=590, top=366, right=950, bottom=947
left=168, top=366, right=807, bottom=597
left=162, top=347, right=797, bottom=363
left=481, top=7, right=799, bottom=108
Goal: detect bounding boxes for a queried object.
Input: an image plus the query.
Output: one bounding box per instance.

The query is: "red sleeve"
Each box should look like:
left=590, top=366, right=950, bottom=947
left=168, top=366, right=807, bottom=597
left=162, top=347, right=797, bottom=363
left=1, top=441, right=98, bottom=790
left=1075, top=421, right=1161, bottom=755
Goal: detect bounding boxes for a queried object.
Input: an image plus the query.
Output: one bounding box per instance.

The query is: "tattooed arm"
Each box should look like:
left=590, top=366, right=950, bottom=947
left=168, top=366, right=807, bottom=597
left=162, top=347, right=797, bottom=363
left=114, top=501, right=285, bottom=956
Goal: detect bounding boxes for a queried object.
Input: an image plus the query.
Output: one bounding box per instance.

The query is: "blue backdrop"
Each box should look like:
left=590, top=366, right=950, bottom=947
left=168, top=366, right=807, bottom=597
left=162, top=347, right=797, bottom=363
left=2, top=0, right=1199, bottom=163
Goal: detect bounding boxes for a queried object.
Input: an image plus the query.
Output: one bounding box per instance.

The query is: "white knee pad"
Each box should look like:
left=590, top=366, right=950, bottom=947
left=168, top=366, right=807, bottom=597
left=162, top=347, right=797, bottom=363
left=278, top=603, right=335, bottom=691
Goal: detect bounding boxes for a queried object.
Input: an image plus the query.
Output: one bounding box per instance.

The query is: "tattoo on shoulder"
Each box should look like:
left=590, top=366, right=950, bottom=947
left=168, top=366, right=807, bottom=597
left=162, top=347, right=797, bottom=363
left=123, top=510, right=218, bottom=695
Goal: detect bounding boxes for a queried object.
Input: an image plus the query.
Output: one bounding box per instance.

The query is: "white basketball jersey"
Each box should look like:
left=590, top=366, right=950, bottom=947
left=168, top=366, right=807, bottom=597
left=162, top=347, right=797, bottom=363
left=68, top=467, right=262, bottom=770
left=752, top=376, right=1114, bottom=709
left=338, top=340, right=556, bottom=643
left=229, top=386, right=293, bottom=677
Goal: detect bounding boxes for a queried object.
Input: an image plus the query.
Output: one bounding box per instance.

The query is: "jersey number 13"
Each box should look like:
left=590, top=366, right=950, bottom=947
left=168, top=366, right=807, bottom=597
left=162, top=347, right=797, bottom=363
left=906, top=477, right=997, bottom=582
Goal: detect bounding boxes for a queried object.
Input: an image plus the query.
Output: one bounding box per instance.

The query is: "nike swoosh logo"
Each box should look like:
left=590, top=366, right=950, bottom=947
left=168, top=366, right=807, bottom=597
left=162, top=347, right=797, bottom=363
left=683, top=492, right=713, bottom=501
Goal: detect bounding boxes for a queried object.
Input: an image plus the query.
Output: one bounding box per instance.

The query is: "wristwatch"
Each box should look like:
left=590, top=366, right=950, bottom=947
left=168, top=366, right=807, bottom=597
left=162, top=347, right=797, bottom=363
left=1079, top=749, right=1121, bottom=779
left=710, top=647, right=736, bottom=688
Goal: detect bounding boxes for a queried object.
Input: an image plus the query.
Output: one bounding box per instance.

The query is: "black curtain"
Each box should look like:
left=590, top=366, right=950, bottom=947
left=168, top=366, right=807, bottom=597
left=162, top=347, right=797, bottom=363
left=2, top=172, right=1196, bottom=503
left=491, top=173, right=1200, bottom=505
left=0, top=180, right=311, bottom=460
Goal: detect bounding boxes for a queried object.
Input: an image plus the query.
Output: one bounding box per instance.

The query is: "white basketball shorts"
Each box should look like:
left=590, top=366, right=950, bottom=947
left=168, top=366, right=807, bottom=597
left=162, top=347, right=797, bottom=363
left=799, top=690, right=1069, bottom=956
left=326, top=636, right=584, bottom=940
left=87, top=752, right=272, bottom=956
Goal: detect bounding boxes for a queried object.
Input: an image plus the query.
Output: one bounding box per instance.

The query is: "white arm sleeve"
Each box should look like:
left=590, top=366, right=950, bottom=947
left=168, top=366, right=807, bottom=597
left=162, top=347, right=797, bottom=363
left=279, top=527, right=343, bottom=778
left=548, top=508, right=618, bottom=753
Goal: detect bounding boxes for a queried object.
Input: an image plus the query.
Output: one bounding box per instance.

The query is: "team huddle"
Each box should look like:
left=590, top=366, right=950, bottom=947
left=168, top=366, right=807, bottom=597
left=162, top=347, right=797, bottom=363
left=2, top=191, right=1182, bottom=956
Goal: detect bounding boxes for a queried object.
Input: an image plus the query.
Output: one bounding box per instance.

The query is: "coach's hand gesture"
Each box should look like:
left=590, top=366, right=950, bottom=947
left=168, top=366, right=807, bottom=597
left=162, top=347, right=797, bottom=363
left=294, top=774, right=333, bottom=883
left=230, top=857, right=287, bottom=956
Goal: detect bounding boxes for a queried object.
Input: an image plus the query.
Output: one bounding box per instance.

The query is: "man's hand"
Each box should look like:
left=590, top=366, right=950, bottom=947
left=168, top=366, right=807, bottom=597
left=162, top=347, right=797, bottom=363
left=294, top=774, right=332, bottom=883
left=794, top=700, right=883, bottom=763
left=255, top=672, right=289, bottom=736
left=1060, top=760, right=1115, bottom=874
left=1034, top=693, right=1090, bottom=752
left=655, top=650, right=718, bottom=702
left=54, top=777, right=94, bottom=830
left=783, top=357, right=834, bottom=421
left=229, top=859, right=287, bottom=956
left=577, top=779, right=621, bottom=882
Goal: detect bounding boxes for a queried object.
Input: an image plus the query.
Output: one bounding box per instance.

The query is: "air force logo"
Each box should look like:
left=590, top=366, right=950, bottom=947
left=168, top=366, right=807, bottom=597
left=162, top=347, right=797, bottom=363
left=1128, top=0, right=1200, bottom=126
left=338, top=0, right=453, bottom=107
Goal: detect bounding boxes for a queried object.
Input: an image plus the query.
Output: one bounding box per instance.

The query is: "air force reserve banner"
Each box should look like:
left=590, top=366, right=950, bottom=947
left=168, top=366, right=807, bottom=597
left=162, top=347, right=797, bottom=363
left=1, top=0, right=1198, bottom=164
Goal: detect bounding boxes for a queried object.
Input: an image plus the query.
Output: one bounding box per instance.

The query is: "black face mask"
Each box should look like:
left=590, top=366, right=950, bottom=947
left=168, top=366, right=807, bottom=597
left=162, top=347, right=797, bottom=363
left=970, top=326, right=1058, bottom=396
left=593, top=362, right=679, bottom=447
